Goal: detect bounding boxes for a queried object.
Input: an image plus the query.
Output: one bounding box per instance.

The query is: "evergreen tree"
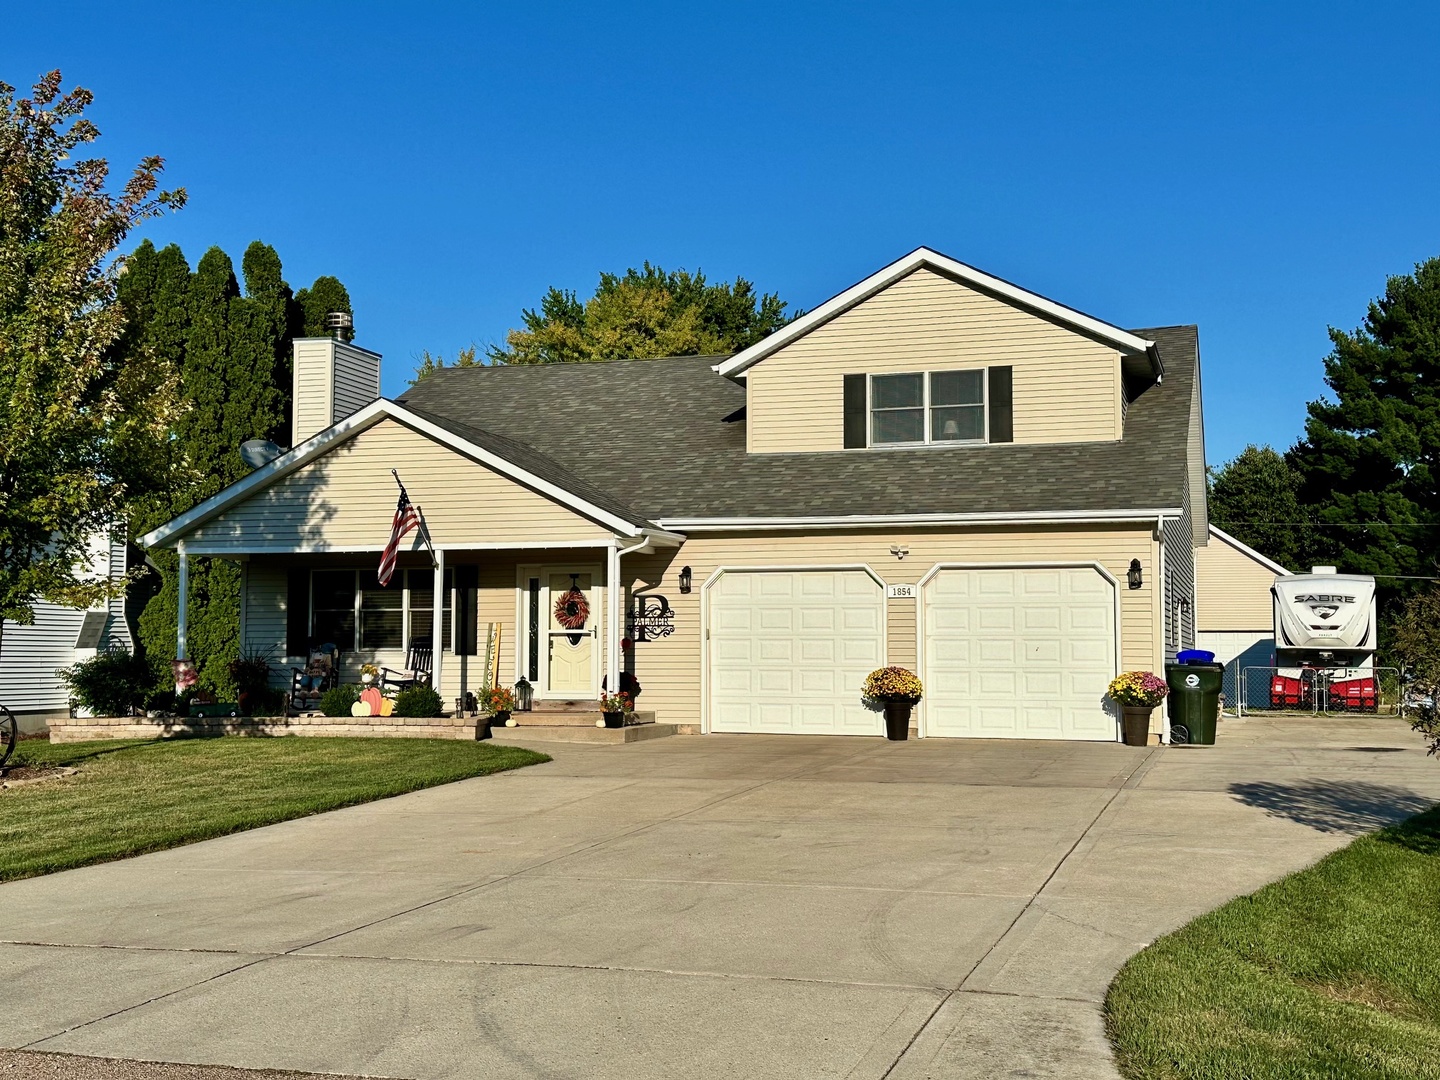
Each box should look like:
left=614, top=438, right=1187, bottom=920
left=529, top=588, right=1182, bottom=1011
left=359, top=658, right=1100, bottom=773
left=1289, top=258, right=1440, bottom=579
left=294, top=275, right=353, bottom=338
left=488, top=263, right=795, bottom=364
left=1207, top=446, right=1313, bottom=571
left=131, top=245, right=353, bottom=698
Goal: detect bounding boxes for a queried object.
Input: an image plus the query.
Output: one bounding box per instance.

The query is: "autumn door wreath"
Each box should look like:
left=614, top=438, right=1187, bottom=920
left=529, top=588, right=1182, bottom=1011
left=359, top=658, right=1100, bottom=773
left=554, top=579, right=590, bottom=630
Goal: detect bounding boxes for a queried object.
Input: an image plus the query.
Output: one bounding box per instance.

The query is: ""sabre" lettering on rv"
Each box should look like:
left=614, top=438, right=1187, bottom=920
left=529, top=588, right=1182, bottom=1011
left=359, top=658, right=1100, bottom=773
left=1294, top=594, right=1356, bottom=604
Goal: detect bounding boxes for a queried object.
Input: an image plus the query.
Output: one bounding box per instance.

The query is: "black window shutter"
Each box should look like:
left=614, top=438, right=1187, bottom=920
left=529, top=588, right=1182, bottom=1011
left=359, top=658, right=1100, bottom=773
left=454, top=565, right=479, bottom=655
left=285, top=568, right=309, bottom=656
left=843, top=374, right=867, bottom=448
left=988, top=366, right=1014, bottom=443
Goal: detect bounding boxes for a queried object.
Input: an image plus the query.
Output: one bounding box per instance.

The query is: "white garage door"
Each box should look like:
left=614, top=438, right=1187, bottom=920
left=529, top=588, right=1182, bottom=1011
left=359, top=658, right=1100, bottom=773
left=709, top=569, right=885, bottom=735
left=924, top=567, right=1117, bottom=740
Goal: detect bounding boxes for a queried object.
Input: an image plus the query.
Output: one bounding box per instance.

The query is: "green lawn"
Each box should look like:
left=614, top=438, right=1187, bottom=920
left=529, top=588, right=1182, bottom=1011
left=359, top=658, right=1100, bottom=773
left=0, top=736, right=549, bottom=882
left=1106, top=804, right=1440, bottom=1079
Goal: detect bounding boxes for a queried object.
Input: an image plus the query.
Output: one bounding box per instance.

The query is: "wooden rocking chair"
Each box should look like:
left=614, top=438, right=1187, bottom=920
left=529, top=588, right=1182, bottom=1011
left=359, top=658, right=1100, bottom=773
left=380, top=641, right=433, bottom=692
left=289, top=643, right=340, bottom=713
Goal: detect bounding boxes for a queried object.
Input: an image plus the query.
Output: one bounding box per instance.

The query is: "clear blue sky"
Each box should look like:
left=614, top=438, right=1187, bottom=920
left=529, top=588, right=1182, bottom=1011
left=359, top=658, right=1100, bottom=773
left=7, top=3, right=1439, bottom=466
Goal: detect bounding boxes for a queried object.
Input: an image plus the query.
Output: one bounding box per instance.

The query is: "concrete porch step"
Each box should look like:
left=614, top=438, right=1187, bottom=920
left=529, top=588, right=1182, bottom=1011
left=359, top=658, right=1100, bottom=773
left=501, top=709, right=657, bottom=728
left=487, top=720, right=678, bottom=744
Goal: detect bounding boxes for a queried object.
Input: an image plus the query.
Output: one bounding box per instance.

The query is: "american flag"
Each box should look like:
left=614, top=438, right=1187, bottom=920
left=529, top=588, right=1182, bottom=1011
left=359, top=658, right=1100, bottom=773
left=378, top=479, right=422, bottom=586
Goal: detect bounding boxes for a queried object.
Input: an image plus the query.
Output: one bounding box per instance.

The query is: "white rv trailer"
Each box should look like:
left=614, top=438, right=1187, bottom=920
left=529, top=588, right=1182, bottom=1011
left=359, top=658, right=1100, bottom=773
left=1270, top=566, right=1378, bottom=711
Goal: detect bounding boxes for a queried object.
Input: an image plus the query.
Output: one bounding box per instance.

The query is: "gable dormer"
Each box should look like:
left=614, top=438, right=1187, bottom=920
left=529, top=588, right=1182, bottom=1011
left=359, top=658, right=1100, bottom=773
left=717, top=249, right=1159, bottom=454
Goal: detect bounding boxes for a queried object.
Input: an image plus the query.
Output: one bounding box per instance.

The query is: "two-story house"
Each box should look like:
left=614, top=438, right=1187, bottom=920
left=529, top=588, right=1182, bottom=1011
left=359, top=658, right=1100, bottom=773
left=138, top=247, right=1205, bottom=742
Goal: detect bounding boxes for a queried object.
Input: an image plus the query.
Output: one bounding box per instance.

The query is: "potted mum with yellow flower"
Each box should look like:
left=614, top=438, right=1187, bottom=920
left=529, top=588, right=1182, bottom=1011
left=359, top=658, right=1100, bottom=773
left=863, top=667, right=923, bottom=741
left=1107, top=671, right=1169, bottom=747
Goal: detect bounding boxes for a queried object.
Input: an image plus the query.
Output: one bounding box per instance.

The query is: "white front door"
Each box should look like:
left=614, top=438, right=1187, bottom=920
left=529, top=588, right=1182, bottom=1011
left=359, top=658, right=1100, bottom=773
left=540, top=569, right=599, bottom=699
left=708, top=569, right=885, bottom=735
left=923, top=567, right=1117, bottom=740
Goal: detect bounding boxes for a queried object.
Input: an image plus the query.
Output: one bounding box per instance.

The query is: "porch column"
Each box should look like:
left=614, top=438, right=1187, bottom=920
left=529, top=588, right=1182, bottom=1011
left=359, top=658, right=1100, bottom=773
left=606, top=542, right=620, bottom=702
left=176, top=548, right=189, bottom=659
left=432, top=546, right=444, bottom=699
left=174, top=546, right=189, bottom=695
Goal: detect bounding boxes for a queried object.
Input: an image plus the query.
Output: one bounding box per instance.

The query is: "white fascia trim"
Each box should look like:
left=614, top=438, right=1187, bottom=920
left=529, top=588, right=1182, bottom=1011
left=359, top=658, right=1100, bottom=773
left=177, top=539, right=623, bottom=556
left=139, top=399, right=649, bottom=549
left=656, top=509, right=1184, bottom=532
left=1208, top=525, right=1292, bottom=576
left=713, top=247, right=1156, bottom=379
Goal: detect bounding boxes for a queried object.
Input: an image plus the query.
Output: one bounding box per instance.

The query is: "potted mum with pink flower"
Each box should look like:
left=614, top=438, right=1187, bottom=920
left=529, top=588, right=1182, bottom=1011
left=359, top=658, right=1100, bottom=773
left=1107, top=671, right=1169, bottom=746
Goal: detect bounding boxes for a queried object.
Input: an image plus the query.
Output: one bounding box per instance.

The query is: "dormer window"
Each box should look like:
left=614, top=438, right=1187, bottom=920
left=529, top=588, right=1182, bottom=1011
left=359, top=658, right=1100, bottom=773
left=865, top=370, right=987, bottom=446
left=844, top=366, right=1013, bottom=449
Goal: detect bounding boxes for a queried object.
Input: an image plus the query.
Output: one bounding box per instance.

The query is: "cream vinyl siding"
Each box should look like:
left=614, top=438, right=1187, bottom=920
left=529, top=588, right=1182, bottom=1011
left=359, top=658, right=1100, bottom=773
left=746, top=268, right=1123, bottom=453
left=243, top=549, right=608, bottom=703
left=623, top=525, right=1156, bottom=730
left=186, top=418, right=616, bottom=550
left=291, top=339, right=333, bottom=446
left=1196, top=535, right=1282, bottom=632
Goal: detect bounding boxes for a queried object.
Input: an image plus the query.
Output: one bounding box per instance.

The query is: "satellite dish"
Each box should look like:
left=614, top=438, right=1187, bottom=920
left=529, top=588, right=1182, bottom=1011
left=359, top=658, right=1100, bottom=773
left=239, top=439, right=284, bottom=469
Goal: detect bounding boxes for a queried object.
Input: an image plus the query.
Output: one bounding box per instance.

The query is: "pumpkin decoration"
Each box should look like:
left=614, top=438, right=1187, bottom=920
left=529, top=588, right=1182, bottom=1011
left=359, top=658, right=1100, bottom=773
left=350, top=687, right=395, bottom=718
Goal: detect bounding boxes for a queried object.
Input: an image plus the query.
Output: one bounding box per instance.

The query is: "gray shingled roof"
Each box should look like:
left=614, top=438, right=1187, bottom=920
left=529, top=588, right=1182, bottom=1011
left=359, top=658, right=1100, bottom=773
left=396, top=326, right=1198, bottom=523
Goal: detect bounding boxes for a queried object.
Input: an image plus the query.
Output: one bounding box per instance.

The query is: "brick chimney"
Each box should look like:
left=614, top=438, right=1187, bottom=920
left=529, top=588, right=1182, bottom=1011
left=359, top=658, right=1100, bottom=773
left=291, top=313, right=382, bottom=444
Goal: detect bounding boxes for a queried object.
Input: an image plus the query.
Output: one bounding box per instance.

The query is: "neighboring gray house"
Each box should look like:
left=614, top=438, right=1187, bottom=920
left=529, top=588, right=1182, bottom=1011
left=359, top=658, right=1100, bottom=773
left=0, top=534, right=135, bottom=730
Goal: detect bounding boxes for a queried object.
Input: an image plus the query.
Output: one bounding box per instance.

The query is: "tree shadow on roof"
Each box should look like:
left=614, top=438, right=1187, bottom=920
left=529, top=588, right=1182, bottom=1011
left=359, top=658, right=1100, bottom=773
left=1228, top=779, right=1436, bottom=835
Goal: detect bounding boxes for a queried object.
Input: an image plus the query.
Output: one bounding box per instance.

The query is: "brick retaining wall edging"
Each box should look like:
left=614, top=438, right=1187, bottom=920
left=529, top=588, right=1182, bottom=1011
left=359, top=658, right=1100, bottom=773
left=48, top=715, right=485, bottom=743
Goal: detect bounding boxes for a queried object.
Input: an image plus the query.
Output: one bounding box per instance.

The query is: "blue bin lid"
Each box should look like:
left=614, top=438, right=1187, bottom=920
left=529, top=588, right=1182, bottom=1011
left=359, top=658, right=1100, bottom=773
left=1177, top=649, right=1216, bottom=664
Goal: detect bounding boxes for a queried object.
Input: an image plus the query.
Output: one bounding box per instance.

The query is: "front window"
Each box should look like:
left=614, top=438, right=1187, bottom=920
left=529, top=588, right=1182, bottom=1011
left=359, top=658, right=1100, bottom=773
left=869, top=369, right=985, bottom=446
left=358, top=569, right=403, bottom=650
left=309, top=568, right=448, bottom=652
left=311, top=570, right=356, bottom=649
left=407, top=568, right=453, bottom=651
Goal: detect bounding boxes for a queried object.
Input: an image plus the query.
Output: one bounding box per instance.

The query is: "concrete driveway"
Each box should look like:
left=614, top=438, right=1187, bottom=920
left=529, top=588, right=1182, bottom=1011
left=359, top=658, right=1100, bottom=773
left=3, top=714, right=1439, bottom=1079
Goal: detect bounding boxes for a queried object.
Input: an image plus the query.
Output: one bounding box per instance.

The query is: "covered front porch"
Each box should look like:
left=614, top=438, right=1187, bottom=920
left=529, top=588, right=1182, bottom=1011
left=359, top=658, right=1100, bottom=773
left=216, top=540, right=657, bottom=715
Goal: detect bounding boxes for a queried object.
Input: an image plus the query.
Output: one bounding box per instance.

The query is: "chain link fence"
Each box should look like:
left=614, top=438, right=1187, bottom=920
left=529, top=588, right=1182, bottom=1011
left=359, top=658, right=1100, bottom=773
left=1235, top=666, right=1402, bottom=716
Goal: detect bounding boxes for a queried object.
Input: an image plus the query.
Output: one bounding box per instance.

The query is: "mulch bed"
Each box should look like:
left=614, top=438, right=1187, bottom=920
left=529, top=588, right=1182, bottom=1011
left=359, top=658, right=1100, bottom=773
left=0, top=764, right=77, bottom=789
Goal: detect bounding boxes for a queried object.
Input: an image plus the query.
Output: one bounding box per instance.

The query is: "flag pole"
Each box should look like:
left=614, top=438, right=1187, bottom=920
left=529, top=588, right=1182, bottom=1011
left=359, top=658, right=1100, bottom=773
left=392, top=469, right=439, bottom=570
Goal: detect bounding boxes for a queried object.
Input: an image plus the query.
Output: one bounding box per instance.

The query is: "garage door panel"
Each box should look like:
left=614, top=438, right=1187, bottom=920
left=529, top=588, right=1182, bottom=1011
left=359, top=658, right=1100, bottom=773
left=709, top=570, right=884, bottom=736
left=924, top=567, right=1116, bottom=742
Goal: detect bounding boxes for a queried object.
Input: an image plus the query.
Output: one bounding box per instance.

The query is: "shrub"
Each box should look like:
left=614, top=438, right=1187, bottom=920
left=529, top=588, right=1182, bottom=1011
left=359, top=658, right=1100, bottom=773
left=59, top=650, right=153, bottom=717
left=320, top=683, right=360, bottom=717
left=394, top=685, right=444, bottom=718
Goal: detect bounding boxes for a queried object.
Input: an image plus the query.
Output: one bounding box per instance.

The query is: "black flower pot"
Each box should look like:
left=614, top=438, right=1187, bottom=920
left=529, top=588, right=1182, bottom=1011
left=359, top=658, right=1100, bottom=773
left=1120, top=705, right=1153, bottom=747
left=883, top=699, right=914, bottom=741
left=492, top=710, right=511, bottom=725
left=602, top=711, right=624, bottom=728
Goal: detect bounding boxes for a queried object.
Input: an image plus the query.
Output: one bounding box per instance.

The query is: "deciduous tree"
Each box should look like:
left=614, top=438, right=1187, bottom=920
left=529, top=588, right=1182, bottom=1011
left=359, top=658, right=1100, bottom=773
left=0, top=71, right=183, bottom=652
left=487, top=264, right=794, bottom=365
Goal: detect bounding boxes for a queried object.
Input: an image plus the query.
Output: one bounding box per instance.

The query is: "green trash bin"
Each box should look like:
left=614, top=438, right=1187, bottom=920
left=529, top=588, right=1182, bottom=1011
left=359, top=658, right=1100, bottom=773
left=1165, top=663, right=1224, bottom=745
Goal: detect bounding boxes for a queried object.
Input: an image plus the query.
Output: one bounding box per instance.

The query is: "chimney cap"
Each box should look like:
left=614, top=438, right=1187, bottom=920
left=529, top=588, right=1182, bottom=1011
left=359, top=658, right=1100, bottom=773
left=324, top=311, right=354, bottom=342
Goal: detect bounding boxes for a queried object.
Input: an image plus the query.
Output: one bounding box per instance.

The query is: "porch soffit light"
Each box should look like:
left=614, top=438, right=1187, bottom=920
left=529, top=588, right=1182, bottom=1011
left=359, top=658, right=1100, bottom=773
left=1127, top=559, right=1143, bottom=590
left=679, top=566, right=693, bottom=594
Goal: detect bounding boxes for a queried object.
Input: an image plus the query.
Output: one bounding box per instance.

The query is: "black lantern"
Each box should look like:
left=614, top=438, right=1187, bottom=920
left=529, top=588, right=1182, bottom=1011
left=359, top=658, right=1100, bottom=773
left=513, top=677, right=533, bottom=712
left=1127, top=559, right=1143, bottom=590
left=679, top=566, right=693, bottom=594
